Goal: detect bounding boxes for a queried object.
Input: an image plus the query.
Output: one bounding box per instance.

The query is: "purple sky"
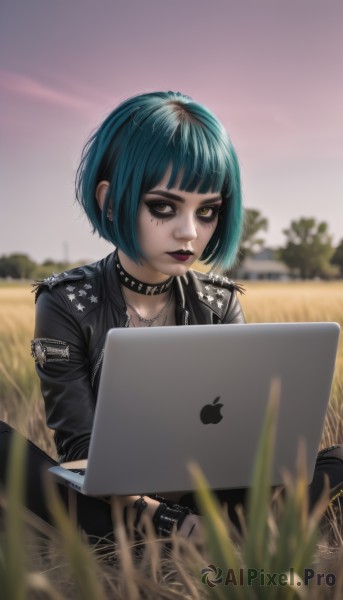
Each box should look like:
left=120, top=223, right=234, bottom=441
left=1, top=0, right=342, bottom=263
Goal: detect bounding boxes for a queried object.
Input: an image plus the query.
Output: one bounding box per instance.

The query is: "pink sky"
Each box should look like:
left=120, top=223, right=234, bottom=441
left=1, top=0, right=342, bottom=262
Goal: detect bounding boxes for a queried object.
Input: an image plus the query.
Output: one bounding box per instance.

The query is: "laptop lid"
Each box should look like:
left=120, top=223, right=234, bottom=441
left=77, top=322, right=340, bottom=496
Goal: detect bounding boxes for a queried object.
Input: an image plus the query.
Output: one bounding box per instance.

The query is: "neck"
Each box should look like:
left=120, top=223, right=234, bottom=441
left=116, top=250, right=174, bottom=296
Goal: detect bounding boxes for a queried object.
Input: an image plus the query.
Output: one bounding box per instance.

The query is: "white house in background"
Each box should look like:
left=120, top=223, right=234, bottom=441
left=237, top=249, right=293, bottom=280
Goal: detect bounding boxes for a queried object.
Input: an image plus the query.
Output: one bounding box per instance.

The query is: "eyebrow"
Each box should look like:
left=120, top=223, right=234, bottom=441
left=145, top=190, right=222, bottom=206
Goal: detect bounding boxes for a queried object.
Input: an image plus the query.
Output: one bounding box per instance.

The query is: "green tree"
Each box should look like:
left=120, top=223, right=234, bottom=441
left=0, top=254, right=37, bottom=279
left=279, top=218, right=334, bottom=279
left=34, top=259, right=70, bottom=280
left=239, top=208, right=269, bottom=261
left=331, top=239, right=343, bottom=276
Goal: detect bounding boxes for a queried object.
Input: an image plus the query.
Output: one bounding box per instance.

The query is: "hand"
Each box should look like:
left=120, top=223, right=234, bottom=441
left=177, top=513, right=203, bottom=542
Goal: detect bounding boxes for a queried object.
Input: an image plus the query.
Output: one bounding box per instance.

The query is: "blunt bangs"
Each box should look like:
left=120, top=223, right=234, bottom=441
left=75, top=91, right=243, bottom=270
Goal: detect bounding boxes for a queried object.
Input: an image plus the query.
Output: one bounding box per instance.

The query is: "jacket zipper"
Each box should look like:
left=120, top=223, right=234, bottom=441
left=91, top=316, right=130, bottom=388
left=91, top=348, right=105, bottom=388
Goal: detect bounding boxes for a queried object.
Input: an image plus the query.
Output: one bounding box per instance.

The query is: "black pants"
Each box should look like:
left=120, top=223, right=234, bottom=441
left=0, top=421, right=114, bottom=540
left=1, top=420, right=343, bottom=540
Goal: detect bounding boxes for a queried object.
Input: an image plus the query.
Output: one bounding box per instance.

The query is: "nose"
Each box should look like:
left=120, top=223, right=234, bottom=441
left=174, top=214, right=198, bottom=241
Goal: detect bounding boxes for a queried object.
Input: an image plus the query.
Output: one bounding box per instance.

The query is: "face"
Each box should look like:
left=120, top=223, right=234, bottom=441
left=128, top=173, right=223, bottom=282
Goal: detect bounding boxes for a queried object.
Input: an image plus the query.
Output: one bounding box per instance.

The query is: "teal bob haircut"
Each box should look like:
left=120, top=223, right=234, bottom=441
left=76, top=91, right=243, bottom=270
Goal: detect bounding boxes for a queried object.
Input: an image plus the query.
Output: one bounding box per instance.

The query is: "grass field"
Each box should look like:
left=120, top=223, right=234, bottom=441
left=0, top=279, right=342, bottom=449
left=241, top=280, right=343, bottom=401
left=1, top=280, right=343, bottom=599
left=0, top=281, right=55, bottom=454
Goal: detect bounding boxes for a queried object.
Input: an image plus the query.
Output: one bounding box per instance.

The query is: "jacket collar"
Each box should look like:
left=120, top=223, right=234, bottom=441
left=104, top=251, right=190, bottom=325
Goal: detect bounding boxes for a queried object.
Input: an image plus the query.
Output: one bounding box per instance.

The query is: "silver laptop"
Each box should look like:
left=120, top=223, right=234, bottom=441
left=49, top=322, right=340, bottom=497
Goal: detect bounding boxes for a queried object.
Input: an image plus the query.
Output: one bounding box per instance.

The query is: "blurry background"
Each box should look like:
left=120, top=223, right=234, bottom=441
left=1, top=0, right=342, bottom=264
left=0, top=0, right=342, bottom=499
left=1, top=5, right=343, bottom=589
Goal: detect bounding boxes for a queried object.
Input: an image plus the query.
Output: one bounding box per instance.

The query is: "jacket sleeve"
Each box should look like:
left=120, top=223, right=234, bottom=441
left=33, top=288, right=95, bottom=462
left=222, top=289, right=246, bottom=324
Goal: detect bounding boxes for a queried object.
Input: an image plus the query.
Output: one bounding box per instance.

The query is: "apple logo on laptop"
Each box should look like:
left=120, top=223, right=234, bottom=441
left=200, top=396, right=223, bottom=424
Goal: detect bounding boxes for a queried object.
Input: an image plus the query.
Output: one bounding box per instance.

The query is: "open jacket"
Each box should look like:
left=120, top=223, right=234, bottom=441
left=31, top=252, right=246, bottom=463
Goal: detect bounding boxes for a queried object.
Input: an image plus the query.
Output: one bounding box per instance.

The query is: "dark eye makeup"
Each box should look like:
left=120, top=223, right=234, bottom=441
left=144, top=200, right=222, bottom=223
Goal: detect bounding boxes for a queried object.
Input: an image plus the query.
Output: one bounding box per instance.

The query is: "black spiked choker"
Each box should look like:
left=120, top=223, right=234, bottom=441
left=115, top=252, right=174, bottom=295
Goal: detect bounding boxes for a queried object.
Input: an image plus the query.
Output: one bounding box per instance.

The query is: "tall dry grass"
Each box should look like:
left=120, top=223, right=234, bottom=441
left=0, top=281, right=56, bottom=455
left=239, top=280, right=343, bottom=448
left=240, top=280, right=343, bottom=378
left=1, top=279, right=343, bottom=599
left=0, top=280, right=342, bottom=463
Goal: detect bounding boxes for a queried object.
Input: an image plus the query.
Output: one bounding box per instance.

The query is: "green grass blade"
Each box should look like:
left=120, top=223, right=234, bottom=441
left=2, top=431, right=27, bottom=600
left=243, top=380, right=280, bottom=573
left=43, top=473, right=107, bottom=600
left=190, top=463, right=247, bottom=600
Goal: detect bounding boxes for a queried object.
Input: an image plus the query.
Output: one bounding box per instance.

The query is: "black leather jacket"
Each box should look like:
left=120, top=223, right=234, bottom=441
left=32, top=252, right=245, bottom=463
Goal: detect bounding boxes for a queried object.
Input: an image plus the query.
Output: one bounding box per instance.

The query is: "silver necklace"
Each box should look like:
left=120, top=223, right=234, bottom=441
left=123, top=289, right=173, bottom=327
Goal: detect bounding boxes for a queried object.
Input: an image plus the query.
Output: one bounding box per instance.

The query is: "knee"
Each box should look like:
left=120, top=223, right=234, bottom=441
left=309, top=445, right=343, bottom=510
left=317, top=445, right=343, bottom=463
left=0, top=420, right=14, bottom=435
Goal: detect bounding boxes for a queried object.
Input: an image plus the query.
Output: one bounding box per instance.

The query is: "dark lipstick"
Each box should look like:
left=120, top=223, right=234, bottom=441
left=167, top=250, right=194, bottom=262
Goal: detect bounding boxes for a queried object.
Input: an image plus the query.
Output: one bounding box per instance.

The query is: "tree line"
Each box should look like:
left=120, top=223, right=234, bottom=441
left=0, top=256, right=71, bottom=281
left=236, top=211, right=343, bottom=279
left=1, top=211, right=343, bottom=280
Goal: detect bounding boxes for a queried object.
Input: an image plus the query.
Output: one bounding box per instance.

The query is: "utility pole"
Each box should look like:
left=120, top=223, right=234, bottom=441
left=63, top=241, right=69, bottom=265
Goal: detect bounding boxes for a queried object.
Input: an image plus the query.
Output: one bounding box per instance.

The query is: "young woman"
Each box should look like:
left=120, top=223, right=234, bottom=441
left=0, top=91, right=342, bottom=541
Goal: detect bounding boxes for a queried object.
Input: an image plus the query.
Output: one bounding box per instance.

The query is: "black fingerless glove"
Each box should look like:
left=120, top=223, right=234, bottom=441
left=152, top=500, right=193, bottom=537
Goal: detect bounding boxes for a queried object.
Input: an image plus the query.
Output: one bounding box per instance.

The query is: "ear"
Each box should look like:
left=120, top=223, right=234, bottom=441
left=95, top=180, right=110, bottom=211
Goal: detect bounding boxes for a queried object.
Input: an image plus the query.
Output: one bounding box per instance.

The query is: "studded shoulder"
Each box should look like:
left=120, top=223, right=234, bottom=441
left=32, top=268, right=85, bottom=303
left=190, top=270, right=245, bottom=316
left=206, top=272, right=245, bottom=295
left=61, top=279, right=101, bottom=314
left=33, top=269, right=103, bottom=317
